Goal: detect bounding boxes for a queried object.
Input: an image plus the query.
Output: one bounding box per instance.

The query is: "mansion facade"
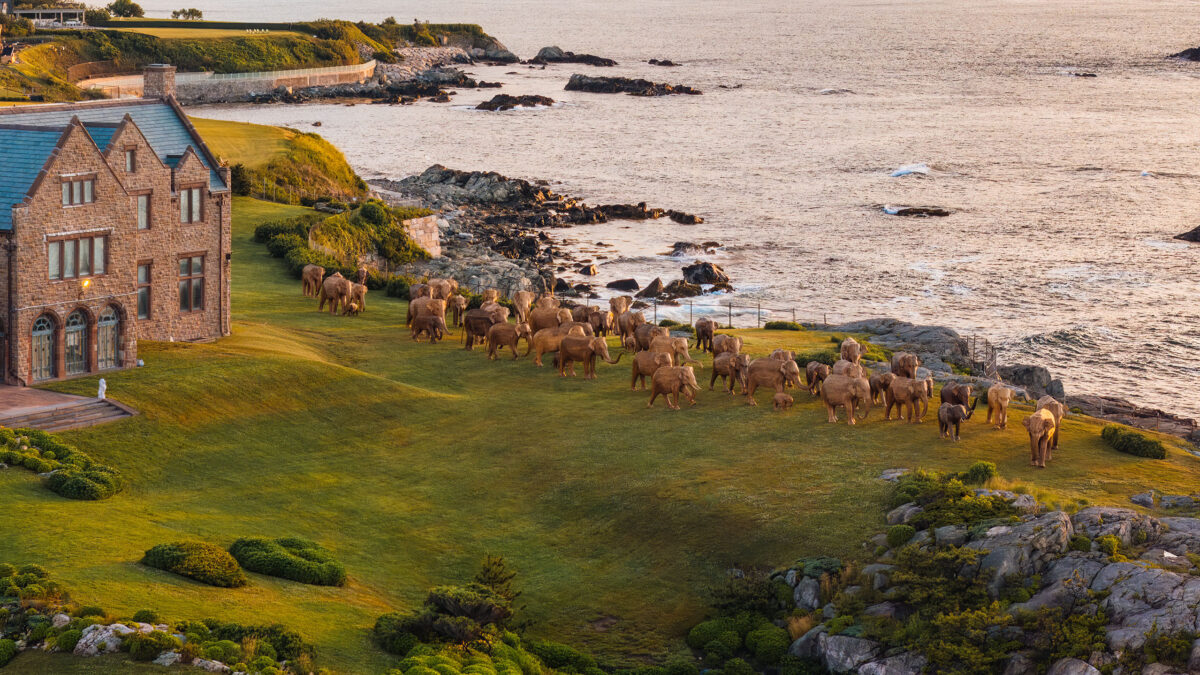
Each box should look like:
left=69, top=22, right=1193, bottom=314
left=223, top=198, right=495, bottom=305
left=0, top=65, right=232, bottom=385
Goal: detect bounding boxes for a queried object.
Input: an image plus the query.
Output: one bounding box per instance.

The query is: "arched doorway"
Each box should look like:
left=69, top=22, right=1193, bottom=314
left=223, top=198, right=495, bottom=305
left=64, top=309, right=88, bottom=376
left=31, top=315, right=56, bottom=381
left=97, top=306, right=121, bottom=370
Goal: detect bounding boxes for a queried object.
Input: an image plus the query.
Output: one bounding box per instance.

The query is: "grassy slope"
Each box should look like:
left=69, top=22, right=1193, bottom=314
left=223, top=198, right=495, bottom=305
left=1, top=197, right=1197, bottom=674
left=112, top=27, right=307, bottom=40
left=191, top=117, right=293, bottom=170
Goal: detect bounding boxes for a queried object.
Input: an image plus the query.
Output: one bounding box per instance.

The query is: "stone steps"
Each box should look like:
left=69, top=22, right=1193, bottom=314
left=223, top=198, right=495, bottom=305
left=0, top=398, right=134, bottom=432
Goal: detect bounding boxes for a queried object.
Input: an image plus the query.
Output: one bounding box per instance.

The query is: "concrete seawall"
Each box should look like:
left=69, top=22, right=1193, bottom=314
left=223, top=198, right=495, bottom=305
left=79, top=61, right=377, bottom=104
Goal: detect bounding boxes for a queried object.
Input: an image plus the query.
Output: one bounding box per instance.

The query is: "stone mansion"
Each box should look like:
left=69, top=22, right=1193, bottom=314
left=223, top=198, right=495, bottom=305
left=0, top=65, right=231, bottom=385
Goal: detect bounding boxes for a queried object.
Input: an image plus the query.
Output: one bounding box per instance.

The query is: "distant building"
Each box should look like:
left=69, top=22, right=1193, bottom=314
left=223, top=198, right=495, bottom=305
left=6, top=3, right=85, bottom=27
left=0, top=65, right=232, bottom=385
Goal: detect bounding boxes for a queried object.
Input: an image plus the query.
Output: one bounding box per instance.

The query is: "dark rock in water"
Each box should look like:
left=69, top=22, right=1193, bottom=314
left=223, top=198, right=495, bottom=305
left=884, top=206, right=951, bottom=217
left=597, top=202, right=662, bottom=220
left=667, top=241, right=721, bottom=257
left=312, top=121, right=322, bottom=127
left=682, top=261, right=730, bottom=285
left=667, top=210, right=703, bottom=224
left=554, top=278, right=571, bottom=293
left=565, top=73, right=702, bottom=96
left=607, top=278, right=640, bottom=291
left=578, top=264, right=598, bottom=276
left=529, top=46, right=617, bottom=67
left=1070, top=72, right=1098, bottom=77
left=476, top=94, right=556, bottom=111
left=648, top=58, right=680, bottom=67
left=636, top=277, right=665, bottom=298
left=572, top=283, right=593, bottom=293
left=430, top=94, right=451, bottom=103
left=1175, top=225, right=1200, bottom=242
left=478, top=81, right=503, bottom=88
left=663, top=279, right=703, bottom=298
left=1170, top=46, right=1200, bottom=60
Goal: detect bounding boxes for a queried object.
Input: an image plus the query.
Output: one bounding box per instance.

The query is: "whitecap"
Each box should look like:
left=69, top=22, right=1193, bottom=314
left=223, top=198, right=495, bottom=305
left=1142, top=239, right=1189, bottom=251
left=890, top=163, right=930, bottom=177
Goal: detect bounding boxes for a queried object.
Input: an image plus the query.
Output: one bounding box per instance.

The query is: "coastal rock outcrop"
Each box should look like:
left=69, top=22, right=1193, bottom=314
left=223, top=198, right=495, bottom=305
left=882, top=205, right=951, bottom=217
left=565, top=73, right=702, bottom=96
left=476, top=94, right=556, bottom=111
left=648, top=58, right=680, bottom=67
left=681, top=261, right=730, bottom=285
left=666, top=241, right=721, bottom=256
left=1174, top=224, right=1200, bottom=242
left=529, top=46, right=617, bottom=67
left=1170, top=46, right=1200, bottom=61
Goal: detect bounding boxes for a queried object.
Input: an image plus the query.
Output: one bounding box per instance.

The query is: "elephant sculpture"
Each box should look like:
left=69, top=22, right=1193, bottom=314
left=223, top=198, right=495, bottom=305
left=463, top=306, right=508, bottom=350
left=648, top=335, right=701, bottom=367
left=587, top=309, right=611, bottom=337
left=512, top=291, right=535, bottom=324
left=528, top=306, right=566, bottom=333
left=487, top=322, right=532, bottom=360
left=648, top=366, right=699, bottom=410
left=317, top=272, right=352, bottom=315
left=634, top=324, right=669, bottom=351
left=774, top=392, right=794, bottom=411
left=986, top=385, right=1014, bottom=429
left=343, top=283, right=367, bottom=316
left=744, top=358, right=802, bottom=405
left=1035, top=395, right=1065, bottom=453
left=938, top=403, right=973, bottom=441
left=529, top=325, right=587, bottom=366
left=301, top=264, right=324, bottom=298
left=557, top=335, right=622, bottom=378
left=409, top=283, right=431, bottom=301
left=355, top=266, right=368, bottom=285
left=694, top=317, right=716, bottom=353
left=840, top=336, right=866, bottom=364
left=447, top=295, right=468, bottom=327
left=711, top=352, right=750, bottom=393
left=480, top=301, right=511, bottom=324
left=610, top=296, right=633, bottom=323
left=832, top=359, right=865, bottom=378
left=806, top=361, right=831, bottom=396
left=769, top=349, right=795, bottom=362
left=1024, top=408, right=1056, bottom=468
left=559, top=320, right=595, bottom=337
left=536, top=293, right=560, bottom=310
left=482, top=288, right=500, bottom=304
left=885, top=376, right=933, bottom=423
left=631, top=351, right=673, bottom=390
left=411, top=315, right=446, bottom=343
left=891, top=352, right=920, bottom=379
left=427, top=278, right=454, bottom=300
left=408, top=297, right=446, bottom=325
left=820, top=374, right=871, bottom=424
left=570, top=305, right=590, bottom=323
left=617, top=310, right=647, bottom=339
left=712, top=334, right=743, bottom=356
left=869, top=372, right=895, bottom=405
left=940, top=382, right=974, bottom=407
left=621, top=335, right=637, bottom=353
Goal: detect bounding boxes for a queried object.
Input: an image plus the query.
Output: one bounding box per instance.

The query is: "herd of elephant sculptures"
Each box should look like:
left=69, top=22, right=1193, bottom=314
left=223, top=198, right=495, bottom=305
left=300, top=267, right=1064, bottom=468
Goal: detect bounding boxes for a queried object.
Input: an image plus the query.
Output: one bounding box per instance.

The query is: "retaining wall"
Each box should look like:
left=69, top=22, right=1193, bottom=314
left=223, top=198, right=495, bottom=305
left=79, top=61, right=377, bottom=103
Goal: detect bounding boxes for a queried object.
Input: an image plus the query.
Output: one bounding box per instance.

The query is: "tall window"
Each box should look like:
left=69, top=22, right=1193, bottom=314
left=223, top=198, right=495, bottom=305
left=31, top=315, right=55, bottom=381
left=137, top=264, right=151, bottom=319
left=179, top=255, right=204, bottom=312
left=61, top=178, right=95, bottom=206
left=137, top=194, right=151, bottom=230
left=64, top=310, right=88, bottom=375
left=48, top=236, right=107, bottom=280
left=125, top=149, right=136, bottom=173
left=180, top=187, right=202, bottom=223
left=97, top=306, right=120, bottom=370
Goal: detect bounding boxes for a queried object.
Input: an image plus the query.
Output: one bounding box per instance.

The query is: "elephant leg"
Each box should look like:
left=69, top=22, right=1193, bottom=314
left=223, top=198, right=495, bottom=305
left=710, top=370, right=717, bottom=390
left=746, top=381, right=758, bottom=405
left=648, top=389, right=658, bottom=408
left=846, top=403, right=856, bottom=425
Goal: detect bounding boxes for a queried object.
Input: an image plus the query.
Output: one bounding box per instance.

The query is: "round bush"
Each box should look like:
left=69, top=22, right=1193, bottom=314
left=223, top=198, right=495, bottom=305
left=961, top=461, right=998, bottom=485
left=228, top=537, right=346, bottom=586
left=0, top=639, right=15, bottom=667
left=126, top=630, right=180, bottom=661
left=75, top=605, right=105, bottom=618
left=56, top=628, right=83, bottom=652
left=267, top=233, right=306, bottom=258
left=887, top=525, right=916, bottom=548
left=141, top=541, right=248, bottom=587
left=723, top=658, right=755, bottom=675
left=686, top=617, right=737, bottom=650
left=746, top=625, right=790, bottom=665
left=131, top=609, right=159, bottom=624
left=43, top=466, right=123, bottom=500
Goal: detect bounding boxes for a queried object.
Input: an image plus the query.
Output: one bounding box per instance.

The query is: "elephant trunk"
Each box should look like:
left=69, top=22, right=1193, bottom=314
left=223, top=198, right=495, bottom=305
left=605, top=351, right=623, bottom=365
left=970, top=396, right=979, bottom=410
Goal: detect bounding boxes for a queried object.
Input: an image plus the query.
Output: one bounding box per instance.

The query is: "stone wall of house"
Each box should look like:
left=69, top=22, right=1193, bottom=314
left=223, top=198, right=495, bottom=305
left=403, top=215, right=441, bottom=258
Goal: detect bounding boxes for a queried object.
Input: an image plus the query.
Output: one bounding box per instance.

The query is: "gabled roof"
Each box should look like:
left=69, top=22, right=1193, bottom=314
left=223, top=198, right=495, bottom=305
left=0, top=98, right=227, bottom=231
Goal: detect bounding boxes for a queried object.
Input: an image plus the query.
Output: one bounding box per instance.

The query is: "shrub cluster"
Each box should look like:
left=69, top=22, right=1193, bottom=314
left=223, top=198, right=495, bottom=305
left=0, top=428, right=123, bottom=500
left=126, top=629, right=181, bottom=661
left=891, top=469, right=1018, bottom=529
left=0, top=639, right=14, bottom=667
left=763, top=321, right=802, bottom=331
left=794, top=348, right=836, bottom=366
left=0, top=563, right=64, bottom=601
left=229, top=537, right=346, bottom=586
left=687, top=613, right=789, bottom=669
left=141, top=542, right=248, bottom=588
left=1101, top=425, right=1167, bottom=459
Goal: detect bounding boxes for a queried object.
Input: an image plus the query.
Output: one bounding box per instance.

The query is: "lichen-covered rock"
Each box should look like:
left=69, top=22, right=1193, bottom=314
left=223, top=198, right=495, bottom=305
left=886, top=502, right=923, bottom=525
left=192, top=658, right=232, bottom=673
left=74, top=624, right=134, bottom=656
left=1046, top=657, right=1100, bottom=675
left=857, top=651, right=926, bottom=675
left=967, top=511, right=1073, bottom=595
left=1071, top=507, right=1161, bottom=547
left=794, top=576, right=821, bottom=610
left=51, top=613, right=70, bottom=629
left=1131, top=491, right=1157, bottom=507
left=1090, top=562, right=1200, bottom=649
left=153, top=651, right=181, bottom=666
left=818, top=634, right=881, bottom=673
left=1157, top=517, right=1200, bottom=555
left=787, top=625, right=826, bottom=659
left=934, top=525, right=968, bottom=547
left=1010, top=553, right=1106, bottom=612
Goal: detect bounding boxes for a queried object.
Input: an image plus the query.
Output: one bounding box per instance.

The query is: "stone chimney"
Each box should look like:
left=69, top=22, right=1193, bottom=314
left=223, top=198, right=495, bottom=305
left=143, top=64, right=176, bottom=100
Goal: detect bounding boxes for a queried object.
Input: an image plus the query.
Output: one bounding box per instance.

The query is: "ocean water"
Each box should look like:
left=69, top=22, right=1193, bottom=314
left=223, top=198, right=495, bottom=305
left=165, top=0, right=1200, bottom=419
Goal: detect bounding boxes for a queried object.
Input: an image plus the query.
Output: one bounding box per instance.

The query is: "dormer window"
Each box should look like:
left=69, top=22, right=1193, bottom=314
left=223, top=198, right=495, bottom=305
left=180, top=186, right=203, bottom=223
left=125, top=149, right=136, bottom=172
left=61, top=177, right=95, bottom=206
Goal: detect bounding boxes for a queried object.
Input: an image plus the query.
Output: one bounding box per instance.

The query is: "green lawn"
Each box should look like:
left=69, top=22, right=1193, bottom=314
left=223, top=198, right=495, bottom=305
left=191, top=118, right=294, bottom=170
left=1, top=197, right=1197, bottom=674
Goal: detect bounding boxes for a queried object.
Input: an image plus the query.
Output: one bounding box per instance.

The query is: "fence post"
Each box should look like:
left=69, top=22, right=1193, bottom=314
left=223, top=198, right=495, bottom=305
left=728, top=303, right=732, bottom=329
left=653, top=298, right=658, bottom=324
left=689, top=301, right=693, bottom=326
left=792, top=308, right=795, bottom=323
left=757, top=302, right=761, bottom=328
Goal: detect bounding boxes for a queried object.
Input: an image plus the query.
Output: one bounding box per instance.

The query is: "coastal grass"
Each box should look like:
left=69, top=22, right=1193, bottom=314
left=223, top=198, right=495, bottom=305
left=191, top=117, right=293, bottom=170
left=112, top=27, right=308, bottom=40
left=1, top=197, right=1197, bottom=673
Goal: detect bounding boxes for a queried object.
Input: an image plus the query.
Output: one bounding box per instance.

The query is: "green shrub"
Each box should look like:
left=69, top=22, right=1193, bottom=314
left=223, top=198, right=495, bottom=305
left=778, top=655, right=825, bottom=675
left=43, top=466, right=124, bottom=500
left=141, top=541, right=248, bottom=587
left=1101, top=425, right=1167, bottom=459
left=887, top=525, right=916, bottom=548
left=1095, top=534, right=1126, bottom=561
left=202, top=639, right=241, bottom=662
left=205, top=621, right=310, bottom=660
left=795, top=349, right=836, bottom=366
left=1068, top=535, right=1091, bottom=553
left=702, top=639, right=732, bottom=667
left=76, top=605, right=105, bottom=618
left=56, top=628, right=83, bottom=652
left=915, top=603, right=1018, bottom=673
left=797, top=557, right=843, bottom=578
left=894, top=470, right=1017, bottom=529
left=764, top=321, right=802, bottom=331
left=526, top=640, right=596, bottom=672
left=267, top=232, right=307, bottom=258
left=229, top=537, right=346, bottom=586
left=0, top=639, right=15, bottom=667
left=960, top=461, right=998, bottom=485
left=126, top=630, right=180, bottom=661
left=253, top=216, right=315, bottom=243
left=686, top=617, right=737, bottom=650
left=131, top=609, right=158, bottom=624
left=745, top=625, right=790, bottom=665
left=722, top=658, right=754, bottom=675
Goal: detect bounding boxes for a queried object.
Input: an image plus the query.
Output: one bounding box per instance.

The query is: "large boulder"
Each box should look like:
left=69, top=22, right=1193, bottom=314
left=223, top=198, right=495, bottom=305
left=75, top=623, right=135, bottom=656
left=635, top=278, right=664, bottom=298
left=788, top=625, right=827, bottom=659
left=1072, top=507, right=1163, bottom=547
left=818, top=634, right=882, bottom=673
left=1157, top=516, right=1200, bottom=555
left=1090, top=562, right=1200, bottom=649
left=1046, top=658, right=1100, bottom=675
left=794, top=576, right=821, bottom=610
left=966, top=511, right=1073, bottom=595
left=858, top=652, right=927, bottom=675
left=1176, top=224, right=1200, bottom=242
left=681, top=261, right=729, bottom=285
left=606, top=278, right=640, bottom=291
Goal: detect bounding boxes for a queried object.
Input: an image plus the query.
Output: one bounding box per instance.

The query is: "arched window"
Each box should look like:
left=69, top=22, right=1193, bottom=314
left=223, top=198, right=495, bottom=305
left=97, top=306, right=120, bottom=370
left=64, top=310, right=88, bottom=375
left=31, top=315, right=56, bottom=381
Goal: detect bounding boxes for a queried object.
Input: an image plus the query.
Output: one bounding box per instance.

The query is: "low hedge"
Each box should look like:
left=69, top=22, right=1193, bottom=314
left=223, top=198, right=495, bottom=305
left=763, top=321, right=802, bottom=331
left=795, top=349, right=836, bottom=366
left=0, top=428, right=123, bottom=500
left=1101, top=425, right=1167, bottom=459
left=0, top=639, right=14, bottom=667
left=142, top=542, right=248, bottom=588
left=228, top=537, right=346, bottom=586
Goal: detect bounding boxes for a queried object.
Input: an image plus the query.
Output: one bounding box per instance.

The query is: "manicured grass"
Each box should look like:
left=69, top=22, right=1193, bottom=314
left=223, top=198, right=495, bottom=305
left=191, top=117, right=293, bottom=170
left=2, top=196, right=1197, bottom=673
left=113, top=27, right=307, bottom=40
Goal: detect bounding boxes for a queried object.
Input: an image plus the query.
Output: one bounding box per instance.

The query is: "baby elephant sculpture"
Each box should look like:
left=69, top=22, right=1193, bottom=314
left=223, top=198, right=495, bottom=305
left=342, top=283, right=367, bottom=316
left=885, top=376, right=933, bottom=423
left=648, top=366, right=699, bottom=410
left=711, top=352, right=750, bottom=394
left=447, top=295, right=468, bottom=327
left=512, top=290, right=535, bottom=324
left=694, top=317, right=717, bottom=353
left=869, top=372, right=895, bottom=405
left=1024, top=408, right=1057, bottom=468
left=805, top=361, right=831, bottom=396
left=890, top=351, right=920, bottom=379
left=558, top=335, right=622, bottom=378
left=1035, top=395, right=1066, bottom=454
left=840, top=337, right=866, bottom=364
left=938, top=403, right=973, bottom=441
left=820, top=374, right=871, bottom=424
left=631, top=351, right=673, bottom=390
left=411, top=315, right=446, bottom=343
left=301, top=264, right=324, bottom=298
left=773, top=392, right=794, bottom=411
left=487, top=322, right=532, bottom=360
left=986, top=385, right=1014, bottom=429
